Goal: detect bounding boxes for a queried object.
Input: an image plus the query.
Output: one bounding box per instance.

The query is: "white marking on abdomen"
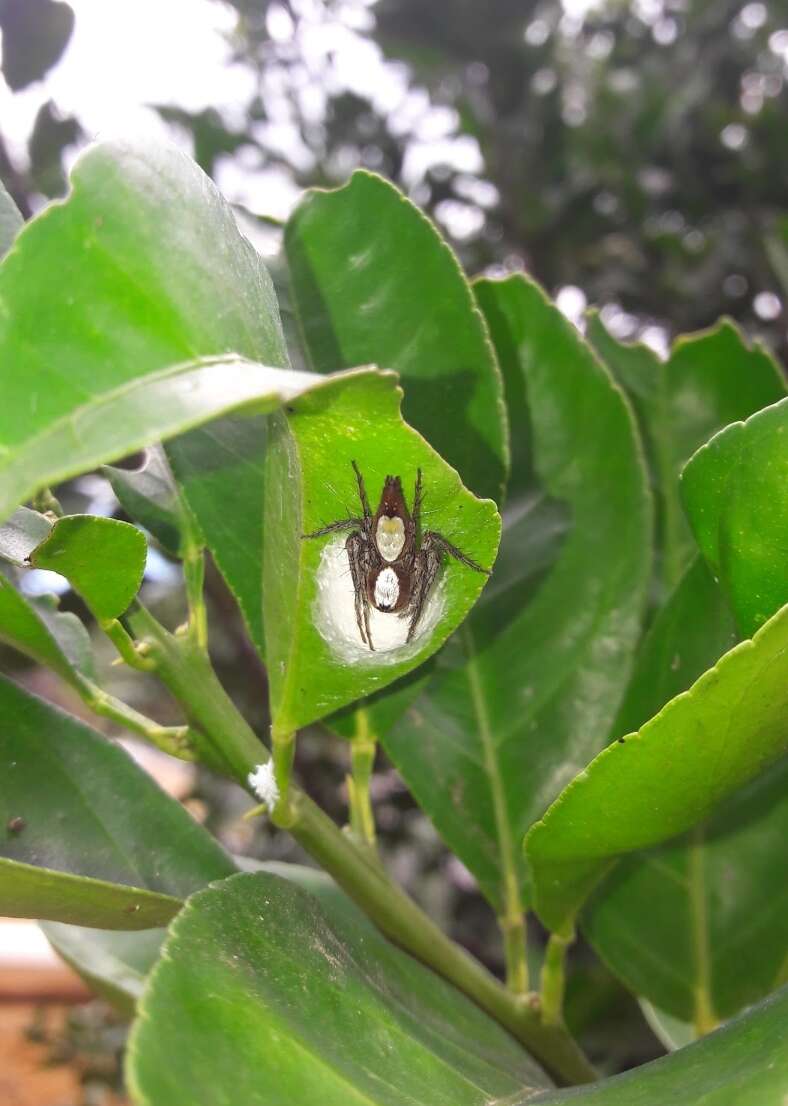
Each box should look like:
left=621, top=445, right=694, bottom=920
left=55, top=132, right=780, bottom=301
left=374, top=567, right=399, bottom=610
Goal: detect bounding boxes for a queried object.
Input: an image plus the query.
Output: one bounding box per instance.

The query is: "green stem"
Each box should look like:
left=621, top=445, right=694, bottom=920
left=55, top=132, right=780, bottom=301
left=76, top=676, right=196, bottom=761
left=182, top=546, right=208, bottom=649
left=32, top=487, right=64, bottom=517
left=101, top=618, right=156, bottom=671
left=348, top=710, right=377, bottom=848
left=124, top=601, right=595, bottom=1086
left=540, top=932, right=572, bottom=1027
left=501, top=911, right=529, bottom=995
left=272, top=727, right=296, bottom=818
left=688, top=826, right=719, bottom=1035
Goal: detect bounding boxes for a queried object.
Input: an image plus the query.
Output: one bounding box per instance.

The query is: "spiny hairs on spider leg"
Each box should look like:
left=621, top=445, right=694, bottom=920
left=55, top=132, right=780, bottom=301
left=302, top=461, right=490, bottom=651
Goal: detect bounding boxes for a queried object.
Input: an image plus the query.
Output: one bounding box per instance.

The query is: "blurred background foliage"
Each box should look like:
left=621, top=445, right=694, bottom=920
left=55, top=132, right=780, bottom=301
left=1, top=0, right=786, bottom=1080
left=1, top=0, right=787, bottom=355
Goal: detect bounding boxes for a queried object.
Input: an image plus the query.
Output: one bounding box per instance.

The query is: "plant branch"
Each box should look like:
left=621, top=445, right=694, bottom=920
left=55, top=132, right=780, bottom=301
left=347, top=710, right=377, bottom=849
left=124, top=600, right=596, bottom=1086
left=501, top=911, right=529, bottom=995
left=76, top=675, right=197, bottom=761
left=540, top=932, right=572, bottom=1027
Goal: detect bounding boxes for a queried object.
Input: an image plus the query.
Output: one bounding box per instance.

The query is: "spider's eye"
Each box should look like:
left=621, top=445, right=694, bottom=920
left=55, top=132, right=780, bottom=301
left=376, top=515, right=405, bottom=561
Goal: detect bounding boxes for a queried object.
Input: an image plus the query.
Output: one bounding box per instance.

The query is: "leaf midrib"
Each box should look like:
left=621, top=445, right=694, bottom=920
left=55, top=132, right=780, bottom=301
left=460, top=622, right=521, bottom=920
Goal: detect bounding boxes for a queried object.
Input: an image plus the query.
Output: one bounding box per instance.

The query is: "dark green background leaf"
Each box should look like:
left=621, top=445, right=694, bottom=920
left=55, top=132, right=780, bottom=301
left=371, top=275, right=651, bottom=915
left=0, top=674, right=235, bottom=925
left=681, top=397, right=788, bottom=637
left=530, top=985, right=788, bottom=1106
left=526, top=602, right=788, bottom=935
left=587, top=315, right=785, bottom=600
left=0, top=569, right=94, bottom=684
left=285, top=170, right=508, bottom=503
left=582, top=558, right=788, bottom=1028
left=105, top=445, right=201, bottom=559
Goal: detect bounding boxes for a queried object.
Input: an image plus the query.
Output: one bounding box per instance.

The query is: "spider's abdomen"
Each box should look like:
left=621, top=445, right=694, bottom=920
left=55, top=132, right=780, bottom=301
left=369, top=564, right=411, bottom=613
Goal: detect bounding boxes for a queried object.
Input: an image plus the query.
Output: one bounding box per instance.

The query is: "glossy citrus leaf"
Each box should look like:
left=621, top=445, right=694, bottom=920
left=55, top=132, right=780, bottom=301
left=0, top=567, right=94, bottom=684
left=583, top=558, right=788, bottom=1027
left=609, top=557, right=736, bottom=742
left=587, top=314, right=785, bottom=597
left=30, top=515, right=147, bottom=620
left=41, top=922, right=165, bottom=1017
left=531, top=984, right=788, bottom=1106
left=526, top=601, right=788, bottom=936
left=0, top=674, right=235, bottom=926
left=367, top=275, right=650, bottom=915
left=0, top=506, right=52, bottom=566
left=127, top=871, right=551, bottom=1106
left=681, top=397, right=788, bottom=637
left=104, top=446, right=202, bottom=559
left=285, top=169, right=508, bottom=503
left=0, top=858, right=180, bottom=930
left=584, top=759, right=788, bottom=1030
left=40, top=861, right=360, bottom=1019
left=0, top=137, right=301, bottom=523
left=264, top=369, right=500, bottom=734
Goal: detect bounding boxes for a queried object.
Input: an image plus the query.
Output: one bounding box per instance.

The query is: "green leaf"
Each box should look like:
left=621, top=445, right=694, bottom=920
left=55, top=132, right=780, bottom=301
left=681, top=397, right=788, bottom=637
left=104, top=445, right=201, bottom=559
left=587, top=315, right=785, bottom=598
left=610, top=557, right=736, bottom=742
left=582, top=559, right=788, bottom=1027
left=30, top=515, right=147, bottom=620
left=0, top=858, right=180, bottom=930
left=530, top=985, right=788, bottom=1106
left=0, top=178, right=23, bottom=258
left=525, top=602, right=788, bottom=936
left=0, top=568, right=94, bottom=684
left=371, top=275, right=651, bottom=915
left=42, top=922, right=165, bottom=1017
left=0, top=506, right=52, bottom=565
left=40, top=861, right=355, bottom=1019
left=0, top=674, right=235, bottom=924
left=0, top=137, right=299, bottom=523
left=584, top=760, right=788, bottom=1030
left=127, top=871, right=550, bottom=1106
left=264, top=370, right=500, bottom=734
left=285, top=169, right=508, bottom=503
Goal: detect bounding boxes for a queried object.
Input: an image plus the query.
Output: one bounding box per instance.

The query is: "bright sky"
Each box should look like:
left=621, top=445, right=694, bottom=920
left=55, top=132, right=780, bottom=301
left=0, top=0, right=249, bottom=161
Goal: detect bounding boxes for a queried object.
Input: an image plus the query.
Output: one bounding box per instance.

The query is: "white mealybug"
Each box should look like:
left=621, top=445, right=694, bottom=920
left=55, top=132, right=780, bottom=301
left=374, top=566, right=399, bottom=610
left=247, top=761, right=280, bottom=808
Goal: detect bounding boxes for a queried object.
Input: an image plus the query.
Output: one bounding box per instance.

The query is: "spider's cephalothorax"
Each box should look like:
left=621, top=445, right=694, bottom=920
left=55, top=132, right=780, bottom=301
left=302, top=461, right=489, bottom=651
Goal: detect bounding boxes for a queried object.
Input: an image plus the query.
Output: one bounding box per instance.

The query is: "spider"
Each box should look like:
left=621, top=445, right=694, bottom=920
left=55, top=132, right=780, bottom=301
left=302, top=460, right=490, bottom=651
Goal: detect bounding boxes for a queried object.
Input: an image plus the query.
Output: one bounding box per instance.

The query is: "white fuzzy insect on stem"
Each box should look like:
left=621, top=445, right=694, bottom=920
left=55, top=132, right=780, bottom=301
left=247, top=761, right=280, bottom=808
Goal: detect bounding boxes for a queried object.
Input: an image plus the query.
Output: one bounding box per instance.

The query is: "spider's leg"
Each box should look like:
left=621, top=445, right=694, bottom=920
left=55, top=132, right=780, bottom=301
left=412, top=467, right=424, bottom=534
left=346, top=531, right=374, bottom=651
left=406, top=541, right=441, bottom=642
left=302, top=517, right=364, bottom=539
left=422, top=530, right=490, bottom=574
left=351, top=460, right=372, bottom=520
